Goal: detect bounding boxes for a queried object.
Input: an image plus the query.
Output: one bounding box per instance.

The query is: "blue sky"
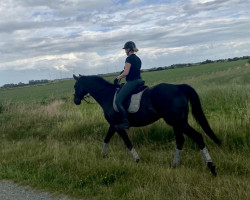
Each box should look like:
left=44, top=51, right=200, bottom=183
left=0, top=0, right=250, bottom=86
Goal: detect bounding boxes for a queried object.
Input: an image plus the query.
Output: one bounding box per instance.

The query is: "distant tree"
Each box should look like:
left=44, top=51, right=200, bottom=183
left=28, top=79, right=49, bottom=85
left=169, top=65, right=176, bottom=69
left=41, top=79, right=49, bottom=83
left=29, top=80, right=35, bottom=85
left=18, top=82, right=25, bottom=86
left=201, top=59, right=213, bottom=64
left=156, top=67, right=164, bottom=71
left=228, top=58, right=239, bottom=62
left=148, top=67, right=157, bottom=72
left=2, top=83, right=15, bottom=88
left=248, top=58, right=250, bottom=64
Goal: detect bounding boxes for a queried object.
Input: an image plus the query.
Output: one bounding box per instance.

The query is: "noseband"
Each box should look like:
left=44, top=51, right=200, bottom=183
left=74, top=93, right=94, bottom=104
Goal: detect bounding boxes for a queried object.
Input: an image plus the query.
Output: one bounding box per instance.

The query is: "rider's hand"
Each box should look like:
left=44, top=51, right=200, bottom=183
left=113, top=78, right=119, bottom=85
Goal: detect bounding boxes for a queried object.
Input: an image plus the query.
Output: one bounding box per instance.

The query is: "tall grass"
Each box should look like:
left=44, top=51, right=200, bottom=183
left=0, top=60, right=249, bottom=199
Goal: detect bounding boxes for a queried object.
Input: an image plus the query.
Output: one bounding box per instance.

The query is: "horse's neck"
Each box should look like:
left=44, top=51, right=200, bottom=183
left=86, top=82, right=115, bottom=107
left=91, top=89, right=115, bottom=108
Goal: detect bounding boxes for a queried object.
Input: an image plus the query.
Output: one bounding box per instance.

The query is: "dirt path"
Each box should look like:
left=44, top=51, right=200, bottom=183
left=0, top=180, right=83, bottom=200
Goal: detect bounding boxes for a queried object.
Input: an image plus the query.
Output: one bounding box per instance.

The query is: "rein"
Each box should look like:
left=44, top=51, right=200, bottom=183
left=83, top=94, right=95, bottom=104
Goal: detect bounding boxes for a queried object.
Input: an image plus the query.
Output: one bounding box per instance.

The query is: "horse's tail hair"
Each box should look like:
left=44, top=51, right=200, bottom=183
left=179, top=84, right=221, bottom=145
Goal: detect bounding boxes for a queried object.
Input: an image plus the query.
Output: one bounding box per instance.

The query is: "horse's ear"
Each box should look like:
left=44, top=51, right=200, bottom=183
left=73, top=74, right=79, bottom=80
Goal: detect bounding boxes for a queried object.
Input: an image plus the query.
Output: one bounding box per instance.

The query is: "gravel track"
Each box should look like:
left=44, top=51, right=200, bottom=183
left=0, top=181, right=85, bottom=200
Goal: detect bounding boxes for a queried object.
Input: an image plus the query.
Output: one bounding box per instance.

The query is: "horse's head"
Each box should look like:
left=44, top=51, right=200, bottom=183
left=73, top=74, right=88, bottom=105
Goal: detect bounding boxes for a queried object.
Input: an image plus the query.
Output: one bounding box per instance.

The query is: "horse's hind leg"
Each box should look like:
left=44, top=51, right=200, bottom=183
left=171, top=125, right=185, bottom=168
left=184, top=124, right=217, bottom=176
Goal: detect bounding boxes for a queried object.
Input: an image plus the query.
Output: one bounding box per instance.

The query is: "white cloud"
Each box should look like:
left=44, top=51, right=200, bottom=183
left=0, top=0, right=250, bottom=85
left=54, top=65, right=69, bottom=72
left=127, top=0, right=144, bottom=6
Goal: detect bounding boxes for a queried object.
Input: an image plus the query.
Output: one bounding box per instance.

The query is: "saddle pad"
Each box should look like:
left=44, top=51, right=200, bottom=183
left=113, top=89, right=146, bottom=113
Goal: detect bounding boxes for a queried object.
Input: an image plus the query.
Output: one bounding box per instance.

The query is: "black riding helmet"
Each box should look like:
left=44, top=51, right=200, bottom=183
left=123, top=41, right=136, bottom=50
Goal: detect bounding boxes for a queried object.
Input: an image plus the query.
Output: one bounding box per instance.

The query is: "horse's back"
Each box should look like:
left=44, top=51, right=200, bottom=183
left=128, top=83, right=189, bottom=126
left=149, top=83, right=189, bottom=122
left=150, top=83, right=186, bottom=101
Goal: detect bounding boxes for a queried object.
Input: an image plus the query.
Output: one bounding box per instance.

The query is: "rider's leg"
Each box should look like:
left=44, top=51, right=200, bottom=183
left=115, top=79, right=143, bottom=130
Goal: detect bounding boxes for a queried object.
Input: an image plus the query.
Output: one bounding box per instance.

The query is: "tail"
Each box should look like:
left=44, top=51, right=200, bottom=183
left=179, top=84, right=221, bottom=145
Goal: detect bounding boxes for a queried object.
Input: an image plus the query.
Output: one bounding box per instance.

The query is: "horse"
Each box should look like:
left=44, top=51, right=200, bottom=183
left=73, top=74, right=221, bottom=176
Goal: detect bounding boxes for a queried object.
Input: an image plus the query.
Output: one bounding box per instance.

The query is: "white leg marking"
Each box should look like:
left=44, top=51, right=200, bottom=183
left=200, top=147, right=212, bottom=164
left=102, top=143, right=109, bottom=157
left=172, top=149, right=182, bottom=168
left=130, top=148, right=140, bottom=162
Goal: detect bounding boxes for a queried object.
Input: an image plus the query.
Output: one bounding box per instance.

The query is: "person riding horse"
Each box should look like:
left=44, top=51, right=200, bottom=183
left=73, top=42, right=220, bottom=176
left=114, top=41, right=144, bottom=130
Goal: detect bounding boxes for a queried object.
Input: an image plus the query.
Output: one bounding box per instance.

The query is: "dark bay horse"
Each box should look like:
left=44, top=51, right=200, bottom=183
left=73, top=75, right=221, bottom=176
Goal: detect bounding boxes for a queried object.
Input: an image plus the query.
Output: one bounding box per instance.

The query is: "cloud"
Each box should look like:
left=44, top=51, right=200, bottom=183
left=54, top=65, right=69, bottom=72
left=127, top=0, right=144, bottom=6
left=0, top=0, right=250, bottom=86
left=10, top=0, right=115, bottom=10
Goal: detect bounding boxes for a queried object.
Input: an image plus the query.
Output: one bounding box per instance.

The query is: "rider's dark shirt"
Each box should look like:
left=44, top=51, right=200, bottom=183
left=125, top=54, right=141, bottom=81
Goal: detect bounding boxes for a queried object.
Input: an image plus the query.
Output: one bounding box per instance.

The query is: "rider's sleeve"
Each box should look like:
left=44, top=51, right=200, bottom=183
left=125, top=56, right=132, bottom=64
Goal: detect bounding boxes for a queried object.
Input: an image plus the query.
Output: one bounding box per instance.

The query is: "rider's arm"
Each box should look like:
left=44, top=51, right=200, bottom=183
left=117, top=62, right=131, bottom=80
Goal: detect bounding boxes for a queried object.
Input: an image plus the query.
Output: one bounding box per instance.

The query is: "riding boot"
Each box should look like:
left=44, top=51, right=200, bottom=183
left=115, top=106, right=130, bottom=130
left=116, top=118, right=130, bottom=130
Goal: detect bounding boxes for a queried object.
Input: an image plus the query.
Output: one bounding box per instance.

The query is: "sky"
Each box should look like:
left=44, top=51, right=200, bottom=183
left=0, top=0, right=250, bottom=86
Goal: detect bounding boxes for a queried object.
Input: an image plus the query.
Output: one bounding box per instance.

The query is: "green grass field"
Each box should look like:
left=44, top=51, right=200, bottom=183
left=0, top=59, right=249, bottom=200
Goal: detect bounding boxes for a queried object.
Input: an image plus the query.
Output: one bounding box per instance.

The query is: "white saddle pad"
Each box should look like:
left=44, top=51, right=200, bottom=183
left=113, top=88, right=146, bottom=113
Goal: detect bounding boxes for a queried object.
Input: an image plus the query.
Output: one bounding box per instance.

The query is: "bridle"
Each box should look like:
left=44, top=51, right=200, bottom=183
left=74, top=87, right=94, bottom=105
left=82, top=94, right=94, bottom=104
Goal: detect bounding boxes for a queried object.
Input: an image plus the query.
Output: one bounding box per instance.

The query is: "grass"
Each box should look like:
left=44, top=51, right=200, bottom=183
left=0, top=59, right=250, bottom=199
left=0, top=80, right=74, bottom=104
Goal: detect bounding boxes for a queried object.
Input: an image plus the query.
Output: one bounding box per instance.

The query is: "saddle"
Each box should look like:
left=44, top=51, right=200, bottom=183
left=113, top=82, right=148, bottom=113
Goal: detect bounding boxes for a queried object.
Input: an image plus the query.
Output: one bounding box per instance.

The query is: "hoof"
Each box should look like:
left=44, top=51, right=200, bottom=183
left=216, top=139, right=222, bottom=146
left=207, top=162, right=217, bottom=177
left=135, top=158, right=140, bottom=163
left=171, top=163, right=178, bottom=168
left=102, top=154, right=107, bottom=158
left=102, top=152, right=108, bottom=158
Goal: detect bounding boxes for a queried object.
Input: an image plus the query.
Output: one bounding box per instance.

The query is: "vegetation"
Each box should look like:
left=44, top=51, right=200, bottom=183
left=1, top=79, right=50, bottom=89
left=0, top=59, right=249, bottom=199
left=142, top=55, right=250, bottom=72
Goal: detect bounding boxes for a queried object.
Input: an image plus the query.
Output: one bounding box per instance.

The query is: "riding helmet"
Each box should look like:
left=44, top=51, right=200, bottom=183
left=123, top=41, right=136, bottom=49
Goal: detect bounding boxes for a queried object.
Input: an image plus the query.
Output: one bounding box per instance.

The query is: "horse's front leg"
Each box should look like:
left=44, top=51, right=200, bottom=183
left=102, top=125, right=116, bottom=157
left=117, top=129, right=140, bottom=162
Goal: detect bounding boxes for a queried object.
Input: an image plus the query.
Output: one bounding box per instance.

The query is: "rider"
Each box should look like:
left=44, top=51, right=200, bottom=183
left=114, top=41, right=144, bottom=130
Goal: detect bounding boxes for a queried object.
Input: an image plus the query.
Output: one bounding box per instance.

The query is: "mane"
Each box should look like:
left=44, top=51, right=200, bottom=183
left=81, top=75, right=116, bottom=89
